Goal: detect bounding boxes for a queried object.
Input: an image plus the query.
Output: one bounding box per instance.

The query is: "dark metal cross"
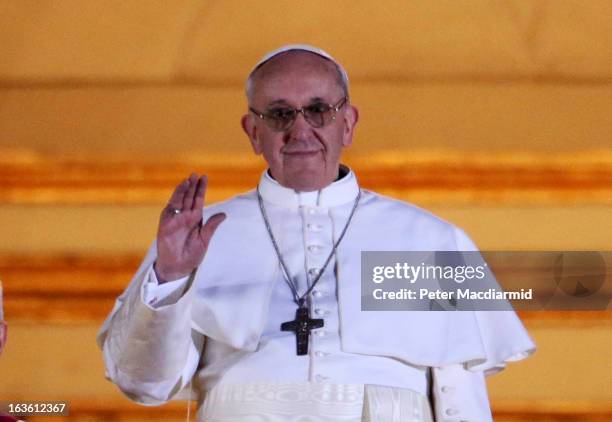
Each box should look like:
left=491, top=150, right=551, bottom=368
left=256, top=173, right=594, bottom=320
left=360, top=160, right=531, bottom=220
left=281, top=307, right=324, bottom=355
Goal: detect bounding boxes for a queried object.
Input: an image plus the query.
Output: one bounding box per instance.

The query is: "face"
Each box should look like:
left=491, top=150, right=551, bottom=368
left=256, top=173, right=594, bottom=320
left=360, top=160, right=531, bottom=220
left=242, top=52, right=358, bottom=191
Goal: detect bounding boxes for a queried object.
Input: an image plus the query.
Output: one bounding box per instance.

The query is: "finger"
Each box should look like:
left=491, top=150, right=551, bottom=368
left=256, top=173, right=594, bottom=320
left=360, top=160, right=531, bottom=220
left=182, top=173, right=199, bottom=211
left=192, top=175, right=208, bottom=212
left=165, top=178, right=190, bottom=212
left=199, top=213, right=226, bottom=245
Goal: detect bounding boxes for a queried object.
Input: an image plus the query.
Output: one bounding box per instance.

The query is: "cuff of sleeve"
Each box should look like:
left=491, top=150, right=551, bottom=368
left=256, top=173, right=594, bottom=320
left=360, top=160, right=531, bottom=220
left=142, top=268, right=191, bottom=309
left=432, top=364, right=493, bottom=422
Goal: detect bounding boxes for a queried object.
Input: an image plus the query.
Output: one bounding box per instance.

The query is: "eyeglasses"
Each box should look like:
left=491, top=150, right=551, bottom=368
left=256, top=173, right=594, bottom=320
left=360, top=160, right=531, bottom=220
left=249, top=97, right=348, bottom=131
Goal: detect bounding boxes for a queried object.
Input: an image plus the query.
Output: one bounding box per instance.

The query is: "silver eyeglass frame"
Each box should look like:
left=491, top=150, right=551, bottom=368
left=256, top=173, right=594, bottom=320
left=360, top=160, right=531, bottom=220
left=249, top=96, right=348, bottom=131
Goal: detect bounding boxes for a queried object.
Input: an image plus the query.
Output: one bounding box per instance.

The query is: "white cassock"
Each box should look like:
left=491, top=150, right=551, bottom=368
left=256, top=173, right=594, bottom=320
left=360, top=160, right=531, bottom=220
left=97, top=167, right=535, bottom=421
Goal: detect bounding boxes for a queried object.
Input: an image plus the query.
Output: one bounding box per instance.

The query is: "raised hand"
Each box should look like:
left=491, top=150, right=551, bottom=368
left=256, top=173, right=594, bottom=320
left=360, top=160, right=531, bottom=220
left=154, top=173, right=226, bottom=283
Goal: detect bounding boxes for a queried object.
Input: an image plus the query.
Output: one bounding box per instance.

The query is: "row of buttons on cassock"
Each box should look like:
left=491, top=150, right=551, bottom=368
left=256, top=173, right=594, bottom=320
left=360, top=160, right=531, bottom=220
left=304, top=206, right=334, bottom=386
left=311, top=284, right=335, bottom=384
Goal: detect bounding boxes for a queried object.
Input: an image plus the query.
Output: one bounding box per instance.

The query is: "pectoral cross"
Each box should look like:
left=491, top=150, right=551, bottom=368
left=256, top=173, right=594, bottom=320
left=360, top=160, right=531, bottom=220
left=281, top=306, right=324, bottom=355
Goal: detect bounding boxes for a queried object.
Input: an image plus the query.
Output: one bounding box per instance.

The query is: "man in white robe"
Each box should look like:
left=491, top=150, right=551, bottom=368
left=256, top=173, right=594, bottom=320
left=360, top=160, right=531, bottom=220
left=98, top=45, right=535, bottom=421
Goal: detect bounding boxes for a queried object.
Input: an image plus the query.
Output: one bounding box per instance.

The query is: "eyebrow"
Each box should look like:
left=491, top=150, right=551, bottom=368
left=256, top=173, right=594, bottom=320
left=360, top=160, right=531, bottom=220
left=266, top=99, right=290, bottom=107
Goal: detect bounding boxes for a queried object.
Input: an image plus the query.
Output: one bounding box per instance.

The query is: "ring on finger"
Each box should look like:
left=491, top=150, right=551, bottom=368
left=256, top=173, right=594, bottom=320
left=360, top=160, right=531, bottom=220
left=170, top=208, right=181, bottom=215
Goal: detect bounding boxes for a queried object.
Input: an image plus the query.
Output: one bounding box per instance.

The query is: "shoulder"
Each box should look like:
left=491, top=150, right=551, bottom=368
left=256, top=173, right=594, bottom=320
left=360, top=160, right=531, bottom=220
left=358, top=189, right=473, bottom=249
left=361, top=189, right=455, bottom=229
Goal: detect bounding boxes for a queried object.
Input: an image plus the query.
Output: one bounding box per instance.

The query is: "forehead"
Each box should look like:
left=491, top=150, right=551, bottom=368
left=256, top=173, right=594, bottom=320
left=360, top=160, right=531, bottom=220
left=250, top=51, right=342, bottom=104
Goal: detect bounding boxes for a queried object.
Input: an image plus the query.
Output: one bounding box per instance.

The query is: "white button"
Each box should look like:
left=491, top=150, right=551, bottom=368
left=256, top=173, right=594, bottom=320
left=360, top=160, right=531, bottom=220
left=316, top=330, right=326, bottom=337
left=307, top=223, right=322, bottom=232
left=308, top=268, right=319, bottom=276
left=312, top=290, right=323, bottom=298
left=445, top=408, right=459, bottom=416
left=308, top=208, right=317, bottom=215
left=314, top=308, right=327, bottom=316
left=441, top=385, right=453, bottom=393
left=307, top=245, right=322, bottom=253
left=314, top=351, right=326, bottom=357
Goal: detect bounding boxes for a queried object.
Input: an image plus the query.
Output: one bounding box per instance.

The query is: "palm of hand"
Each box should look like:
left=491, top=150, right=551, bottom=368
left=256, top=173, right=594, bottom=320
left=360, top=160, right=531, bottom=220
left=155, top=174, right=226, bottom=283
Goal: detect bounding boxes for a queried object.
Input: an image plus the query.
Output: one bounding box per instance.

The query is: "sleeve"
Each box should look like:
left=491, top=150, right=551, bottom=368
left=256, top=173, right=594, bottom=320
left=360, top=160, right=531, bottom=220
left=97, top=242, right=204, bottom=405
left=142, top=269, right=191, bottom=308
left=431, top=364, right=493, bottom=422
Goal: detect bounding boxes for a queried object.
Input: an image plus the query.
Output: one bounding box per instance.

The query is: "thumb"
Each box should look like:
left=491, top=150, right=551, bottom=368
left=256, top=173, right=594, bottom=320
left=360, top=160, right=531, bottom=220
left=199, top=212, right=226, bottom=245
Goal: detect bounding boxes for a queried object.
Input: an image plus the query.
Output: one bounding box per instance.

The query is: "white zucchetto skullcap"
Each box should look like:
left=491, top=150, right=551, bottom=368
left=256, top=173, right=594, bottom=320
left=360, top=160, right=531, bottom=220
left=248, top=44, right=349, bottom=90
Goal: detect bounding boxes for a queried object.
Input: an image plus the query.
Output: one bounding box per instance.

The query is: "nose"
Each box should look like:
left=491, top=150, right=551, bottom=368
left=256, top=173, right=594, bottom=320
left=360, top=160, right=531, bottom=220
left=285, top=109, right=312, bottom=140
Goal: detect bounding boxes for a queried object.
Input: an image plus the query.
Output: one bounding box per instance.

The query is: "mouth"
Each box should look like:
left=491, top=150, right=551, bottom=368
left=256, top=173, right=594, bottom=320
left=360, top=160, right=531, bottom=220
left=283, top=150, right=321, bottom=157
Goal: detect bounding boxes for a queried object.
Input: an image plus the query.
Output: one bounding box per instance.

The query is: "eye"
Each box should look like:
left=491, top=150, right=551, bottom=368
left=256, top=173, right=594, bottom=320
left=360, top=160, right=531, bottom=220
left=267, top=108, right=295, bottom=121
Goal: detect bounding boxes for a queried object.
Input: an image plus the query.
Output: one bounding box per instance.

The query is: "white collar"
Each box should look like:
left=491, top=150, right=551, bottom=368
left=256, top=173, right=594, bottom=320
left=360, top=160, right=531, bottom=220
left=258, top=165, right=360, bottom=208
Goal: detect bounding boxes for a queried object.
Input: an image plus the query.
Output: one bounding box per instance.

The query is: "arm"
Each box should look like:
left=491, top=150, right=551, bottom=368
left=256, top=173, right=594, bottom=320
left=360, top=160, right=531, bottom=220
left=98, top=174, right=225, bottom=404
left=101, top=265, right=202, bottom=404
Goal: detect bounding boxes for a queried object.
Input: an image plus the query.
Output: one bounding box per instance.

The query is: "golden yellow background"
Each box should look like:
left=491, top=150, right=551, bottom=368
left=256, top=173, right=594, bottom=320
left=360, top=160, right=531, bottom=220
left=0, top=1, right=611, bottom=420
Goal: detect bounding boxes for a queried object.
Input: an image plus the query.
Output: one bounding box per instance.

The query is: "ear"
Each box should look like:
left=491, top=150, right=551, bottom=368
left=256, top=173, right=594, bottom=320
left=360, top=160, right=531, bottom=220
left=341, top=104, right=359, bottom=147
left=241, top=113, right=263, bottom=155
